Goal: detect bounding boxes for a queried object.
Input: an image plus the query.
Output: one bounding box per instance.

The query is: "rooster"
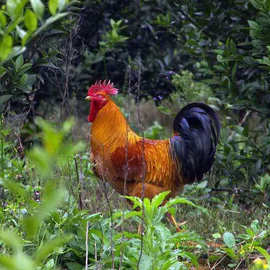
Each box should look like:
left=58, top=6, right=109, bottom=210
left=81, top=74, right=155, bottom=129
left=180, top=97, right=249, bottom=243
left=86, top=81, right=220, bottom=230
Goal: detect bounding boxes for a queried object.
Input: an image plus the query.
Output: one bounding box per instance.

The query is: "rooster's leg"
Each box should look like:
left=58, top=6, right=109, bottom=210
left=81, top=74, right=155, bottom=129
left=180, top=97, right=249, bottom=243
left=166, top=212, right=186, bottom=232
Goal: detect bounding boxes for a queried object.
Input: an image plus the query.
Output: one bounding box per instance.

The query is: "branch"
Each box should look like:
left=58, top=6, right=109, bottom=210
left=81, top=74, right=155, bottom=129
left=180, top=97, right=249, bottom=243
left=228, top=110, right=251, bottom=141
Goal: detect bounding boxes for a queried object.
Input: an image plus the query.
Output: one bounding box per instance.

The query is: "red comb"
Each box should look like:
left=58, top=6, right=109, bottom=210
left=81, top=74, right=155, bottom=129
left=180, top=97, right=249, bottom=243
left=88, top=80, right=118, bottom=95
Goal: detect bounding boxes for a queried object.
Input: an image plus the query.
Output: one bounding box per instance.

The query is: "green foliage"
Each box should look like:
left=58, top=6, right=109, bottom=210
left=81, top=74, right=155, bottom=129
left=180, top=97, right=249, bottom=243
left=0, top=0, right=72, bottom=116
left=0, top=119, right=82, bottom=270
left=100, top=19, right=128, bottom=54
left=208, top=218, right=270, bottom=268
left=0, top=0, right=70, bottom=62
left=144, top=121, right=166, bottom=139
left=29, top=118, right=84, bottom=177
left=86, top=191, right=205, bottom=270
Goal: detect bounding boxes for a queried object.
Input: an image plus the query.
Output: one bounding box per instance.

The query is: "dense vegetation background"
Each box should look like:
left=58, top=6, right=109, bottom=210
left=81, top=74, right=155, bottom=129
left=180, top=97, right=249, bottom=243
left=0, top=0, right=270, bottom=269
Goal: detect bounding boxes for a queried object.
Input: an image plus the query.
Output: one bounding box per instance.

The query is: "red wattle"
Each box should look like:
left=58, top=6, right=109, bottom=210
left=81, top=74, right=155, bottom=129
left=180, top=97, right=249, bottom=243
left=88, top=102, right=97, bottom=122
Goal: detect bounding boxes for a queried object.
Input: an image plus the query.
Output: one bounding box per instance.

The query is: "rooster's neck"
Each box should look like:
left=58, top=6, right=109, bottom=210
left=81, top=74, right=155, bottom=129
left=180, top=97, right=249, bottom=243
left=90, top=100, right=138, bottom=149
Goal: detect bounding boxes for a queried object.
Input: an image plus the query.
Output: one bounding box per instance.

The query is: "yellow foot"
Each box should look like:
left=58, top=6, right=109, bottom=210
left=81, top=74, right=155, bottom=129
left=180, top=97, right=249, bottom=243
left=166, top=212, right=187, bottom=232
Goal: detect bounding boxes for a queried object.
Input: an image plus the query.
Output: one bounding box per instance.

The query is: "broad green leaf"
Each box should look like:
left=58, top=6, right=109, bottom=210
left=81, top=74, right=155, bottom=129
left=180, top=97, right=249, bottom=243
left=223, top=247, right=237, bottom=260
left=38, top=182, right=65, bottom=221
left=212, top=233, right=222, bottom=239
left=0, top=11, right=7, bottom=27
left=2, top=179, right=26, bottom=199
left=14, top=253, right=35, bottom=270
left=0, top=35, right=13, bottom=61
left=7, top=0, right=28, bottom=19
left=7, top=0, right=18, bottom=18
left=0, top=230, right=22, bottom=252
left=143, top=197, right=152, bottom=219
left=0, top=256, right=17, bottom=270
left=28, top=147, right=51, bottom=176
left=85, top=212, right=103, bottom=222
left=23, top=216, right=39, bottom=240
left=125, top=195, right=142, bottom=209
left=5, top=46, right=26, bottom=62
left=166, top=196, right=208, bottom=214
left=25, top=9, right=38, bottom=31
left=152, top=191, right=170, bottom=208
left=23, top=182, right=65, bottom=239
left=15, top=55, right=24, bottom=70
left=166, top=197, right=195, bottom=207
left=178, top=251, right=198, bottom=267
left=58, top=0, right=66, bottom=11
left=22, top=31, right=31, bottom=45
left=30, top=0, right=45, bottom=19
left=138, top=254, right=153, bottom=270
left=16, top=25, right=27, bottom=39
left=197, top=180, right=208, bottom=189
left=62, top=118, right=74, bottom=133
left=66, top=262, right=83, bottom=270
left=33, top=12, right=69, bottom=38
left=223, top=232, right=236, bottom=248
left=0, top=66, right=6, bottom=76
left=0, top=253, right=35, bottom=270
left=34, top=235, right=72, bottom=264
left=255, top=247, right=270, bottom=264
left=49, top=0, right=59, bottom=15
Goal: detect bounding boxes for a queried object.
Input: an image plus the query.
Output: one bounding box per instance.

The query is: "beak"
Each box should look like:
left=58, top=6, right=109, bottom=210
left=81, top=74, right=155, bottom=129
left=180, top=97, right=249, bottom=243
left=85, top=96, right=91, bottom=101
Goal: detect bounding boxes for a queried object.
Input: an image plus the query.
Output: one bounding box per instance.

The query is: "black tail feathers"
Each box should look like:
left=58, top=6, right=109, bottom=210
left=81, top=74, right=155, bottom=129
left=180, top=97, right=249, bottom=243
left=170, top=103, right=220, bottom=183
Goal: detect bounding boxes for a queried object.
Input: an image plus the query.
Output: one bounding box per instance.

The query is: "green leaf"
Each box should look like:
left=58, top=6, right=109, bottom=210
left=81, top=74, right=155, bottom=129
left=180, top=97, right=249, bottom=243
left=138, top=254, right=153, bottom=270
left=2, top=179, right=26, bottom=199
left=15, top=55, right=24, bottom=70
left=22, top=216, right=39, bottom=240
left=0, top=253, right=35, bottom=270
left=5, top=46, right=26, bottom=62
left=124, top=195, right=142, bottom=209
left=58, top=0, right=66, bottom=11
left=49, top=0, right=59, bottom=15
left=165, top=196, right=207, bottom=214
left=0, top=230, right=22, bottom=252
left=7, top=0, right=28, bottom=20
left=0, top=67, right=6, bottom=76
left=33, top=12, right=69, bottom=38
left=197, top=180, right=208, bottom=189
left=23, top=182, right=65, bottom=239
left=212, top=233, right=221, bottom=239
left=16, top=25, right=27, bottom=39
left=34, top=235, right=73, bottom=265
left=66, top=262, right=83, bottom=270
left=7, top=0, right=18, bottom=19
left=25, top=9, right=38, bottom=31
left=30, top=0, right=45, bottom=19
left=255, top=247, right=270, bottom=264
left=0, top=255, right=17, bottom=270
left=151, top=191, right=170, bottom=208
left=0, top=11, right=7, bottom=27
left=0, top=35, right=13, bottom=61
left=223, top=232, right=236, bottom=248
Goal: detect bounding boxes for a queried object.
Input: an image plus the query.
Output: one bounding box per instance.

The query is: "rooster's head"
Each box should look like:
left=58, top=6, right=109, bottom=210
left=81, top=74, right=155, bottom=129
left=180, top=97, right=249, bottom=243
left=86, top=80, right=118, bottom=122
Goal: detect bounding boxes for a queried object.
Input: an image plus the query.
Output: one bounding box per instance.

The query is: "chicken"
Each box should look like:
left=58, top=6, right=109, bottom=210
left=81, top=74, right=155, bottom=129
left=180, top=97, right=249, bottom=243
left=86, top=80, right=220, bottom=230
